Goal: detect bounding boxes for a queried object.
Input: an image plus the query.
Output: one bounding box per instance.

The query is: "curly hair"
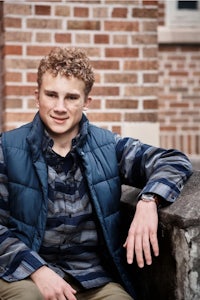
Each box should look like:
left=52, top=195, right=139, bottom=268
left=37, top=47, right=95, bottom=96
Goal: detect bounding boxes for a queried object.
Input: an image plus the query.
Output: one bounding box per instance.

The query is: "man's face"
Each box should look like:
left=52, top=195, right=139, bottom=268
left=35, top=72, right=92, bottom=140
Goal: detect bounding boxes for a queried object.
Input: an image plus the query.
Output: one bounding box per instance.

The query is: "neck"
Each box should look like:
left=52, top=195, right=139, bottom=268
left=49, top=130, right=78, bottom=157
left=52, top=141, right=71, bottom=157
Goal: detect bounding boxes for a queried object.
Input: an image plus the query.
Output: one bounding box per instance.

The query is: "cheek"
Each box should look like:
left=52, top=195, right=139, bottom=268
left=69, top=102, right=84, bottom=112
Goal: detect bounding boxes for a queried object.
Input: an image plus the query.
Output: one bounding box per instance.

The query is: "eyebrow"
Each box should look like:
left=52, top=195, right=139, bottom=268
left=44, top=89, right=80, bottom=97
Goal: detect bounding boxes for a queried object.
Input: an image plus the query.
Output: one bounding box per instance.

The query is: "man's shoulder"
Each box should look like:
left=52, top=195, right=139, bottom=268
left=88, top=123, right=114, bottom=138
left=86, top=123, right=116, bottom=148
left=2, top=122, right=32, bottom=139
left=1, top=122, right=33, bottom=151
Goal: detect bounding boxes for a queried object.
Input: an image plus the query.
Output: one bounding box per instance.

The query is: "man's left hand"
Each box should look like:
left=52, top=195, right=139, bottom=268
left=123, top=200, right=159, bottom=268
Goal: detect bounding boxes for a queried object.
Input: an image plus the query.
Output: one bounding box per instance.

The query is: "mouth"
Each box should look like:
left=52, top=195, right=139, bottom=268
left=51, top=116, right=68, bottom=124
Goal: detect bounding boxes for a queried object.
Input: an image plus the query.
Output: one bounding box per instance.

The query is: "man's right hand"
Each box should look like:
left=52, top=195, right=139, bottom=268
left=30, top=265, right=77, bottom=300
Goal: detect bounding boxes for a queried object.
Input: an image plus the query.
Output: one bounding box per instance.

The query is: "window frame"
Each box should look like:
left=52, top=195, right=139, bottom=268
left=158, top=0, right=200, bottom=44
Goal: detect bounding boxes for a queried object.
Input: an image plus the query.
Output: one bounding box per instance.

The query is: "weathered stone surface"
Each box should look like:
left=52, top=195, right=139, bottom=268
left=120, top=170, right=200, bottom=300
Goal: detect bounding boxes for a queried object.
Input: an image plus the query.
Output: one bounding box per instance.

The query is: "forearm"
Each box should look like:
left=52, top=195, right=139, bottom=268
left=115, top=136, right=193, bottom=202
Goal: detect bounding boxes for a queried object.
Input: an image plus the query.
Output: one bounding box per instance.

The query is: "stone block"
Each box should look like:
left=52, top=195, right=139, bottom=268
left=121, top=170, right=200, bottom=300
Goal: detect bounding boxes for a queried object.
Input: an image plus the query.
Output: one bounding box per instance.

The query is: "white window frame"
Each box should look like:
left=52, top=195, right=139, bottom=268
left=158, top=0, right=200, bottom=43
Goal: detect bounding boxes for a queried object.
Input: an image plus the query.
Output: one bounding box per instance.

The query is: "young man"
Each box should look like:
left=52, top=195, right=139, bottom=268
left=0, top=47, right=192, bottom=300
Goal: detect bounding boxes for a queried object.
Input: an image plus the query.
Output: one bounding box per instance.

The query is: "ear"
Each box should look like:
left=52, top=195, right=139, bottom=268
left=83, top=96, right=92, bottom=111
left=35, top=89, right=39, bottom=108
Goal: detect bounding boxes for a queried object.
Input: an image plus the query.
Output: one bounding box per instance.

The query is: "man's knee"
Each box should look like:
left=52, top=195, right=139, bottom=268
left=0, top=279, right=43, bottom=300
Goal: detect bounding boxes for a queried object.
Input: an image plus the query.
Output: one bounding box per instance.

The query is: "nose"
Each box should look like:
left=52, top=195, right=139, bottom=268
left=54, top=98, right=67, bottom=113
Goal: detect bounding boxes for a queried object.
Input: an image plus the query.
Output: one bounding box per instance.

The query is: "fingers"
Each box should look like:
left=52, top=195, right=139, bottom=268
left=124, top=201, right=159, bottom=268
left=64, top=283, right=77, bottom=300
left=124, top=235, right=134, bottom=265
left=125, top=229, right=158, bottom=268
left=64, top=290, right=77, bottom=300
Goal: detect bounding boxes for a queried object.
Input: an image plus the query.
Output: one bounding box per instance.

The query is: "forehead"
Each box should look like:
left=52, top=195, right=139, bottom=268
left=41, top=72, right=86, bottom=92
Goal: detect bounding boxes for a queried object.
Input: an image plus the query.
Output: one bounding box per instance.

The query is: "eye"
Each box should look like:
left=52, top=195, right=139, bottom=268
left=67, top=94, right=79, bottom=100
left=49, top=93, right=57, bottom=98
left=45, top=91, right=57, bottom=98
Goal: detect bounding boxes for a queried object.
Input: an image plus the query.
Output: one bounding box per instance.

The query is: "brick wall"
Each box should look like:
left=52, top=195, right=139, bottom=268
left=158, top=0, right=200, bottom=157
left=0, top=1, right=3, bottom=132
left=2, top=0, right=159, bottom=146
left=159, top=45, right=200, bottom=156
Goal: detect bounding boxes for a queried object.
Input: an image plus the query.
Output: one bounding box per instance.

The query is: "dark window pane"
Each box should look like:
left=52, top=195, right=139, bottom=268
left=178, top=1, right=198, bottom=9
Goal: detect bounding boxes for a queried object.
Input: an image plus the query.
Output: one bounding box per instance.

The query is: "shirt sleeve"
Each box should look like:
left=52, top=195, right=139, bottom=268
left=0, top=137, right=46, bottom=282
left=114, top=135, right=193, bottom=203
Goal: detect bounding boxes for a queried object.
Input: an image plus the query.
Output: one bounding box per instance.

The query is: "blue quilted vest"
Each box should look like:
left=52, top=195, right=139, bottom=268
left=1, top=113, right=137, bottom=299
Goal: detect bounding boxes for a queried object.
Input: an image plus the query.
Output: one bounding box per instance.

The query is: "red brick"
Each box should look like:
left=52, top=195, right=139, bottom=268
left=124, top=60, right=158, bottom=70
left=169, top=71, right=188, bottom=76
left=132, top=34, right=157, bottom=45
left=91, top=60, right=119, bottom=70
left=181, top=46, right=200, bottom=52
left=26, top=46, right=54, bottom=56
left=143, top=99, right=158, bottom=109
left=27, top=99, right=37, bottom=109
left=4, top=112, right=35, bottom=123
left=105, top=0, right=134, bottom=4
left=5, top=98, right=22, bottom=109
left=27, top=72, right=37, bottom=83
left=143, top=73, right=158, bottom=83
left=104, top=21, right=139, bottom=32
left=5, top=31, right=32, bottom=42
left=67, top=0, right=100, bottom=2
left=143, top=47, right=158, bottom=58
left=4, top=17, right=22, bottom=28
left=132, top=8, right=157, bottom=18
left=74, top=7, right=89, bottom=17
left=89, top=99, right=101, bottom=109
left=6, top=58, right=39, bottom=69
left=75, top=33, right=91, bottom=43
left=167, top=56, right=186, bottom=61
left=87, top=112, right=121, bottom=122
left=94, top=73, right=100, bottom=84
left=111, top=8, right=128, bottom=18
left=143, top=1, right=158, bottom=6
left=5, top=72, right=22, bottom=82
left=36, top=33, right=51, bottom=43
left=27, top=19, right=62, bottom=29
left=142, top=21, right=158, bottom=32
left=170, top=103, right=189, bottom=108
left=55, top=33, right=71, bottom=43
left=92, top=86, right=119, bottom=96
left=105, top=48, right=138, bottom=58
left=4, top=45, right=22, bottom=55
left=83, top=48, right=101, bottom=57
left=5, top=85, right=36, bottom=97
left=4, top=3, right=32, bottom=15
left=106, top=99, right=138, bottom=109
left=94, top=34, right=109, bottom=44
left=125, top=113, right=157, bottom=122
left=55, top=6, right=70, bottom=16
left=68, top=20, right=100, bottom=30
left=113, top=35, right=128, bottom=45
left=159, top=45, right=176, bottom=52
left=125, top=86, right=158, bottom=97
left=160, top=126, right=177, bottom=131
left=93, top=7, right=108, bottom=18
left=104, top=73, right=137, bottom=83
left=35, top=5, right=51, bottom=15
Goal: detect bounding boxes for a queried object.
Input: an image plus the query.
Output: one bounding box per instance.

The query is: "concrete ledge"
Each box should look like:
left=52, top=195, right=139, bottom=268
left=158, top=26, right=200, bottom=44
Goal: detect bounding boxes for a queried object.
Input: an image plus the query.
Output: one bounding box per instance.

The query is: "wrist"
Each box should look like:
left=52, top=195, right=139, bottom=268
left=140, top=193, right=160, bottom=207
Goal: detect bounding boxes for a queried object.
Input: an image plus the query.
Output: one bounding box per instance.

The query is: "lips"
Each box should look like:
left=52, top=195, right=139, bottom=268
left=51, top=116, right=68, bottom=124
